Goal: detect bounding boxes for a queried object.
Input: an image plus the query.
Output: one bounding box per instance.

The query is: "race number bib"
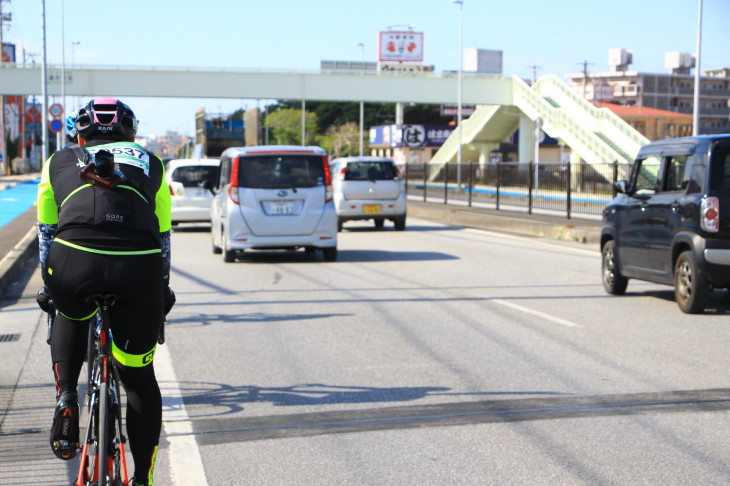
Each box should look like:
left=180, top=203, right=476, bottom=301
left=87, top=142, right=151, bottom=176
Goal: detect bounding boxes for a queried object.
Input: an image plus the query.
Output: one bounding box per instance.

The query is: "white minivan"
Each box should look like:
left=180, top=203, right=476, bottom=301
left=329, top=156, right=407, bottom=231
left=210, top=146, right=338, bottom=262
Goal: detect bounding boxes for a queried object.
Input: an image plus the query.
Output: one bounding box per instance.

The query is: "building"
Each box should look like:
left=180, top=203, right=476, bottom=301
left=602, top=102, right=693, bottom=141
left=566, top=49, right=730, bottom=135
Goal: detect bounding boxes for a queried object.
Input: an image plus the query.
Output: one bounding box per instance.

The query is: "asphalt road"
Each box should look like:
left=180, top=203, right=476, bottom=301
left=1, top=217, right=729, bottom=485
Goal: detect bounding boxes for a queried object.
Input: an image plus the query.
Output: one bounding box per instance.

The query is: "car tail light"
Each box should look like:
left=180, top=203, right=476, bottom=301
left=338, top=167, right=346, bottom=181
left=701, top=197, right=719, bottom=232
left=169, top=184, right=175, bottom=196
left=322, top=156, right=333, bottom=202
left=228, top=156, right=240, bottom=205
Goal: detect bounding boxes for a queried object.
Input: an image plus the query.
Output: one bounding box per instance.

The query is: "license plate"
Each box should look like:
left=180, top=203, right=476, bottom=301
left=270, top=201, right=294, bottom=215
left=363, top=204, right=381, bottom=214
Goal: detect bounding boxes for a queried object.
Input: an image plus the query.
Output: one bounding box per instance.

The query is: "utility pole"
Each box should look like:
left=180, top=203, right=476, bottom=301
left=0, top=0, right=11, bottom=175
left=579, top=60, right=594, bottom=99
left=528, top=64, right=541, bottom=85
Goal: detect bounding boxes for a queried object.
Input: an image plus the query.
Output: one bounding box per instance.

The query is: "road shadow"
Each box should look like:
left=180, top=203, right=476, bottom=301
left=171, top=224, right=212, bottom=233
left=159, top=383, right=730, bottom=446
left=228, top=249, right=458, bottom=264
left=630, top=288, right=730, bottom=315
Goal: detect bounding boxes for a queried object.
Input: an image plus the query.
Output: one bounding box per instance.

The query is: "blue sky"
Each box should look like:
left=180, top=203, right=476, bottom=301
left=5, top=0, right=729, bottom=137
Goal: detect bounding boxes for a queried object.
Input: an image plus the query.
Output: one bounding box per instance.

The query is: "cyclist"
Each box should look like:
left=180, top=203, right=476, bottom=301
left=37, top=97, right=174, bottom=486
left=63, top=109, right=80, bottom=148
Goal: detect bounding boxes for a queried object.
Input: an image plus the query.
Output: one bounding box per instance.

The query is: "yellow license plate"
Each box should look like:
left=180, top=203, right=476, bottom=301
left=363, top=204, right=381, bottom=214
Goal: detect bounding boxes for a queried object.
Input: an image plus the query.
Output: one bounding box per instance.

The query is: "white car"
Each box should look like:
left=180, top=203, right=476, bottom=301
left=166, top=158, right=220, bottom=225
left=210, top=146, right=338, bottom=262
left=329, top=156, right=407, bottom=231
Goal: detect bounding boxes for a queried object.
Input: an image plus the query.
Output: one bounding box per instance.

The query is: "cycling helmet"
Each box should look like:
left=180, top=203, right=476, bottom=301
left=65, top=109, right=79, bottom=139
left=75, top=97, right=138, bottom=141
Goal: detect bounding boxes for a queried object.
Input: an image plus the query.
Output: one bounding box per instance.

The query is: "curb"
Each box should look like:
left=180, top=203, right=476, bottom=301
left=407, top=202, right=601, bottom=245
left=0, top=227, right=38, bottom=299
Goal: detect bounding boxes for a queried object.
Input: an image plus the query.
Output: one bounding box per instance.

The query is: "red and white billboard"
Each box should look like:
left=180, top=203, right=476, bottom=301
left=378, top=31, right=423, bottom=63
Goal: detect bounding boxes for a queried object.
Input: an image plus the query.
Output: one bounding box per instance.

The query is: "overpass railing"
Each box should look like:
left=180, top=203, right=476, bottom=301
left=405, top=161, right=632, bottom=218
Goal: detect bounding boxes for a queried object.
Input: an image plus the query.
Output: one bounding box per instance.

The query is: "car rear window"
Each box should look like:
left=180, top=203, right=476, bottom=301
left=171, top=166, right=219, bottom=187
left=239, top=155, right=325, bottom=188
left=344, top=161, right=395, bottom=181
left=709, top=144, right=730, bottom=191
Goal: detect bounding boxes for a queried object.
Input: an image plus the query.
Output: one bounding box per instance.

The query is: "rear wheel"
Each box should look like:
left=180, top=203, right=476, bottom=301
left=601, top=240, right=628, bottom=295
left=98, top=381, right=109, bottom=486
left=222, top=228, right=236, bottom=263
left=322, top=247, right=338, bottom=262
left=674, top=250, right=709, bottom=314
left=393, top=215, right=406, bottom=231
left=374, top=218, right=384, bottom=229
left=337, top=218, right=344, bottom=232
left=212, top=228, right=222, bottom=254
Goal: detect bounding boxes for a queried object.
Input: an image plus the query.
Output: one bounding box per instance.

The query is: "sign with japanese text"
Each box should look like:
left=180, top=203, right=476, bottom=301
left=369, top=125, right=454, bottom=148
left=378, top=31, right=423, bottom=63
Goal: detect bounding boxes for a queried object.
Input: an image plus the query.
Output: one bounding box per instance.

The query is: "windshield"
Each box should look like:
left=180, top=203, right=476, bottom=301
left=171, top=165, right=219, bottom=188
left=344, top=161, right=396, bottom=181
left=239, top=155, right=325, bottom=188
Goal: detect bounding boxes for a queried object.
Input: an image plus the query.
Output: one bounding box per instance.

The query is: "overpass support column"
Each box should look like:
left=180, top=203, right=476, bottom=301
left=476, top=142, right=499, bottom=163
left=518, top=114, right=536, bottom=164
left=570, top=150, right=582, bottom=192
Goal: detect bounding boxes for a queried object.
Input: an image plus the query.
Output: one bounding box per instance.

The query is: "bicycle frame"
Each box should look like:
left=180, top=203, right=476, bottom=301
left=76, top=295, right=129, bottom=486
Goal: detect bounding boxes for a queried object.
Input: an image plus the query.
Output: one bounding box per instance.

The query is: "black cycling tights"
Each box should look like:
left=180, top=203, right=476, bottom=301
left=46, top=243, right=164, bottom=482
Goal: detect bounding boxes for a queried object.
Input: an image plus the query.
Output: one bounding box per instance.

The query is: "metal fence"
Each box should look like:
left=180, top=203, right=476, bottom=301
left=404, top=161, right=633, bottom=218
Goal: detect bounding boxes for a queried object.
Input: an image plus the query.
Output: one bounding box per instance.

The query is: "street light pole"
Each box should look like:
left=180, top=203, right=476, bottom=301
left=692, top=0, right=703, bottom=136
left=71, top=41, right=80, bottom=108
left=357, top=42, right=365, bottom=156
left=452, top=0, right=463, bottom=188
left=41, top=0, right=49, bottom=165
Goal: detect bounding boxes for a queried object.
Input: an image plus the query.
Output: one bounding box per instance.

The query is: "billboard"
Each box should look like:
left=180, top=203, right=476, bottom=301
left=378, top=31, right=423, bottom=62
left=369, top=125, right=454, bottom=148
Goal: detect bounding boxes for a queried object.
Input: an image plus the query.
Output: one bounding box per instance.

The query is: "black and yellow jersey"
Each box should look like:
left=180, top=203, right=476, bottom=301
left=37, top=139, right=171, bottom=252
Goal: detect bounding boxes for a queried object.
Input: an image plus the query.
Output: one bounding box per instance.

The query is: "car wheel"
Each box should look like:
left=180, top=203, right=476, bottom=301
left=337, top=218, right=344, bottom=232
left=601, top=240, right=628, bottom=295
left=322, top=247, right=337, bottom=262
left=393, top=215, right=406, bottom=231
left=212, top=226, right=222, bottom=254
left=674, top=250, right=709, bottom=314
left=374, top=218, right=384, bottom=229
left=222, top=227, right=236, bottom=263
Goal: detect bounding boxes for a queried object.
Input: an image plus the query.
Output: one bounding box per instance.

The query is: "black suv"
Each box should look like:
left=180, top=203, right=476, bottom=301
left=600, top=135, right=730, bottom=313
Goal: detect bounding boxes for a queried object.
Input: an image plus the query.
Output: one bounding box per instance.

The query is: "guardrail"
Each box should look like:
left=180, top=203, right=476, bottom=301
left=405, top=161, right=632, bottom=218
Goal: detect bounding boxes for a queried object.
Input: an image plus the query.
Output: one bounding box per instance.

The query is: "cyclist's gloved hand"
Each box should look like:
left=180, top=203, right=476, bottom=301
left=36, top=287, right=52, bottom=313
left=163, top=286, right=176, bottom=315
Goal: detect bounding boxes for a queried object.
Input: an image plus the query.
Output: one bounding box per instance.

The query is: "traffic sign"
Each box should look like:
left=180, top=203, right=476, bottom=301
left=50, top=119, right=63, bottom=133
left=50, top=103, right=64, bottom=118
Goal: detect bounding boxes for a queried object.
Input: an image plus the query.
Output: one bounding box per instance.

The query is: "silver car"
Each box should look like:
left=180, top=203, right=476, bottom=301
left=210, top=146, right=338, bottom=262
left=166, top=158, right=220, bottom=225
left=330, top=156, right=407, bottom=231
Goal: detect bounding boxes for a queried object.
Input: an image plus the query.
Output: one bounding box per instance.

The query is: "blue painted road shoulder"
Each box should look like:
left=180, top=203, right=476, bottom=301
left=0, top=179, right=40, bottom=228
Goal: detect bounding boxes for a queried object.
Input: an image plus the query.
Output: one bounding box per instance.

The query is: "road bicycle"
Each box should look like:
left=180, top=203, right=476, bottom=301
left=42, top=292, right=165, bottom=486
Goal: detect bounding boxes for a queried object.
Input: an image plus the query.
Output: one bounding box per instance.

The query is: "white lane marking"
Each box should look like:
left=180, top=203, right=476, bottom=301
left=155, top=343, right=209, bottom=486
left=493, top=299, right=581, bottom=328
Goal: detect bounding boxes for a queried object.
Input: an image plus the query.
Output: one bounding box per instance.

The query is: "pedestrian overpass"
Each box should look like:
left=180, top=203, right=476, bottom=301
left=0, top=64, right=647, bottom=176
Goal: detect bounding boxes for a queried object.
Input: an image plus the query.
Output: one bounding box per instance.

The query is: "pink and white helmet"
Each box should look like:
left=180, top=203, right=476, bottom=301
left=75, top=97, right=138, bottom=141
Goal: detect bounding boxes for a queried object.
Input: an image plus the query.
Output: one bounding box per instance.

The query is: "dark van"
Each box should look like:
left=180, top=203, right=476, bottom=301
left=600, top=135, right=730, bottom=313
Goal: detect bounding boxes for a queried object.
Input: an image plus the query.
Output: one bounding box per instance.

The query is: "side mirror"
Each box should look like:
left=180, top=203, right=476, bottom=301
left=613, top=180, right=628, bottom=194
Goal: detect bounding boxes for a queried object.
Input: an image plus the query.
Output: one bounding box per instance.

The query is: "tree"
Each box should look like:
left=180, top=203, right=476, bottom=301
left=318, top=122, right=364, bottom=158
left=264, top=108, right=318, bottom=145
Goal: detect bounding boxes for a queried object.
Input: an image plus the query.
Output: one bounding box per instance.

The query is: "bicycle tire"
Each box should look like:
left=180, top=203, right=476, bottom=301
left=86, top=319, right=97, bottom=389
left=98, top=381, right=109, bottom=486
